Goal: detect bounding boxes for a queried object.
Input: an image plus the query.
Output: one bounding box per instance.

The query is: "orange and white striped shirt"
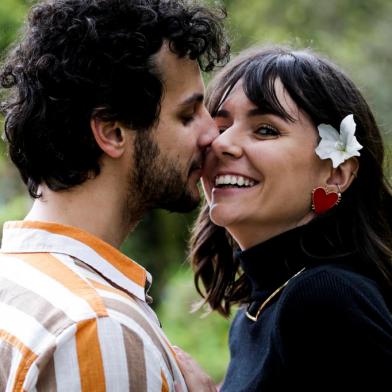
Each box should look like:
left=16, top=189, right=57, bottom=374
left=0, top=221, right=187, bottom=392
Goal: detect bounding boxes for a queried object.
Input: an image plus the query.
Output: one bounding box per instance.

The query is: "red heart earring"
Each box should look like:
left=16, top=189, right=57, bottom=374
left=311, top=185, right=342, bottom=214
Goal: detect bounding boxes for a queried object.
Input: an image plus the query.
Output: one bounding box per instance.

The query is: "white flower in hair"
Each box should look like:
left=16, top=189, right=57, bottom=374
left=315, top=114, right=363, bottom=168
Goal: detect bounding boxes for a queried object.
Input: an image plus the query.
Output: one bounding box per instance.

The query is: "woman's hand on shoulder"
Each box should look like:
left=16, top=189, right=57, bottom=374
left=173, top=346, right=218, bottom=392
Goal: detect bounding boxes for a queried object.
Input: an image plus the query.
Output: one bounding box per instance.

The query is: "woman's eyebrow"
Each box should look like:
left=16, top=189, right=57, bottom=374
left=247, top=108, right=269, bottom=117
left=214, top=108, right=271, bottom=118
left=214, top=107, right=286, bottom=119
left=248, top=107, right=292, bottom=122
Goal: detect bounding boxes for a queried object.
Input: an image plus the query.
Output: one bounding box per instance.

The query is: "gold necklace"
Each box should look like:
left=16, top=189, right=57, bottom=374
left=245, top=267, right=306, bottom=322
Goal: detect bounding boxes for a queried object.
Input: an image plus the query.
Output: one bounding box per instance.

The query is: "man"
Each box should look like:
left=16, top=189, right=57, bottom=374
left=0, top=0, right=229, bottom=390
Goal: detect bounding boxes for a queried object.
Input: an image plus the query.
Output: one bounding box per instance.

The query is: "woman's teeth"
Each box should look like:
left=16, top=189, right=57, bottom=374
left=215, top=175, right=256, bottom=188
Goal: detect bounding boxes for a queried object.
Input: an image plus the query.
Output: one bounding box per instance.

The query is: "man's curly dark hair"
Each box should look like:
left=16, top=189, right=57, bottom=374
left=0, top=0, right=229, bottom=198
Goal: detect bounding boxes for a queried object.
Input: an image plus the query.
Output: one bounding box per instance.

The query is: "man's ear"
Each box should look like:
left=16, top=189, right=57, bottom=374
left=326, top=157, right=359, bottom=192
left=90, top=117, right=128, bottom=159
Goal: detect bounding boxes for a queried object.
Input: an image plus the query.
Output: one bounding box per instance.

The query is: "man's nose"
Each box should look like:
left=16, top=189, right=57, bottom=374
left=198, top=107, right=219, bottom=148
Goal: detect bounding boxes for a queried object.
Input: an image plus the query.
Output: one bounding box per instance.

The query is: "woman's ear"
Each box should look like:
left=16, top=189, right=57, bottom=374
left=90, top=117, right=127, bottom=159
left=326, top=157, right=359, bottom=192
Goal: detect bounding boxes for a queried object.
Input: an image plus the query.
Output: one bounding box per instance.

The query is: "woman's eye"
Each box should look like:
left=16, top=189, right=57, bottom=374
left=214, top=119, right=230, bottom=134
left=256, top=124, right=280, bottom=138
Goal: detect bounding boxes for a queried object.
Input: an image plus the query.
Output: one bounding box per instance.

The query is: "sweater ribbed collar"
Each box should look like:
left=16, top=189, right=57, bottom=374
left=235, top=218, right=357, bottom=299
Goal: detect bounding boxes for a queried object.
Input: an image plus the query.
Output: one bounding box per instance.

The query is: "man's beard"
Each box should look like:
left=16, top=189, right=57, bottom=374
left=126, top=130, right=201, bottom=218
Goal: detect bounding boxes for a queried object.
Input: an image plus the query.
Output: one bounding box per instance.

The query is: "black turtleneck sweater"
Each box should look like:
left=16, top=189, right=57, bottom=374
left=220, top=222, right=392, bottom=392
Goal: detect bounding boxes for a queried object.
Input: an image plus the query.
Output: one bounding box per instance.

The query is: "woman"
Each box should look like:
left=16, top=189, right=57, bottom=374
left=178, top=46, right=392, bottom=391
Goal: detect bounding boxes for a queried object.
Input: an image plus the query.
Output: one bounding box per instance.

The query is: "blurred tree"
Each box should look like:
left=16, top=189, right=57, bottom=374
left=158, top=267, right=232, bottom=383
left=0, top=0, right=29, bottom=53
left=121, top=209, right=196, bottom=302
left=0, top=0, right=32, bottom=230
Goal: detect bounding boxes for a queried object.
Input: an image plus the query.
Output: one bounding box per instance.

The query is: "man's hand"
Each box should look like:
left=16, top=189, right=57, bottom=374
left=173, top=346, right=217, bottom=392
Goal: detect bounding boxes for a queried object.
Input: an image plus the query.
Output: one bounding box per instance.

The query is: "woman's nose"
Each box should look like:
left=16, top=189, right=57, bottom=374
left=211, top=128, right=243, bottom=159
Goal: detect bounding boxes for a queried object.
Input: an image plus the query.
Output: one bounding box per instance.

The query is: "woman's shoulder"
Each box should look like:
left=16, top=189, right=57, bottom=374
left=277, top=263, right=390, bottom=322
left=286, top=263, right=381, bottom=296
left=272, top=266, right=392, bottom=381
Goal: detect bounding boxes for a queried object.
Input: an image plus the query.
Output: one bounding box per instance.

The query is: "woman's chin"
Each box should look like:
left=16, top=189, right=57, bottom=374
left=209, top=206, right=237, bottom=229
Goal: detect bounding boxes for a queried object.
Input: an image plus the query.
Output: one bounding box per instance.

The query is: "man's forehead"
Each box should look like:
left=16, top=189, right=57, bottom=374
left=153, top=41, right=185, bottom=69
left=154, top=42, right=204, bottom=103
left=155, top=44, right=199, bottom=74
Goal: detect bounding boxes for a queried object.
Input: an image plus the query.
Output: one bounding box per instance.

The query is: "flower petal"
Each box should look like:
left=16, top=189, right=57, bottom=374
left=346, top=146, right=362, bottom=157
left=315, top=140, right=337, bottom=160
left=317, top=124, right=340, bottom=142
left=340, top=114, right=356, bottom=145
left=328, top=151, right=346, bottom=168
left=348, top=139, right=363, bottom=153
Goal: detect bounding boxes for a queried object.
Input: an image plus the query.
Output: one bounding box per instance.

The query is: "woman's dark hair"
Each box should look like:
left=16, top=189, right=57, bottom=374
left=0, top=0, right=229, bottom=198
left=190, top=46, right=392, bottom=316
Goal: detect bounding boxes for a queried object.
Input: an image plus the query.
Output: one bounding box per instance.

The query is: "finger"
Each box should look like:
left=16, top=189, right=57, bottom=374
left=174, top=381, right=183, bottom=392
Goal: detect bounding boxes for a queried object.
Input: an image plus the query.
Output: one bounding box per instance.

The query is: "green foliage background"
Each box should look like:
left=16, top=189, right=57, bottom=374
left=0, top=0, right=391, bottom=382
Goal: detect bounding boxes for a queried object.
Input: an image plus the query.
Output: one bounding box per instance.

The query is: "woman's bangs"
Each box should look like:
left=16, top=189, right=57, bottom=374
left=243, top=59, right=295, bottom=122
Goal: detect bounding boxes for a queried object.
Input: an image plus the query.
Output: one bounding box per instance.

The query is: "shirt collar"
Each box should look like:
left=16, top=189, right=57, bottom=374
left=0, top=220, right=152, bottom=302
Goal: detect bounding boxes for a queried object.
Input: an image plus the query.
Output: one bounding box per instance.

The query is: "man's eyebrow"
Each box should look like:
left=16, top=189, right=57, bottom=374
left=178, top=93, right=204, bottom=108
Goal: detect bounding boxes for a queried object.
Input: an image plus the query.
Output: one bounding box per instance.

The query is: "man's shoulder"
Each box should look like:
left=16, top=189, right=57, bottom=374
left=0, top=251, right=159, bottom=335
left=0, top=251, right=105, bottom=320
